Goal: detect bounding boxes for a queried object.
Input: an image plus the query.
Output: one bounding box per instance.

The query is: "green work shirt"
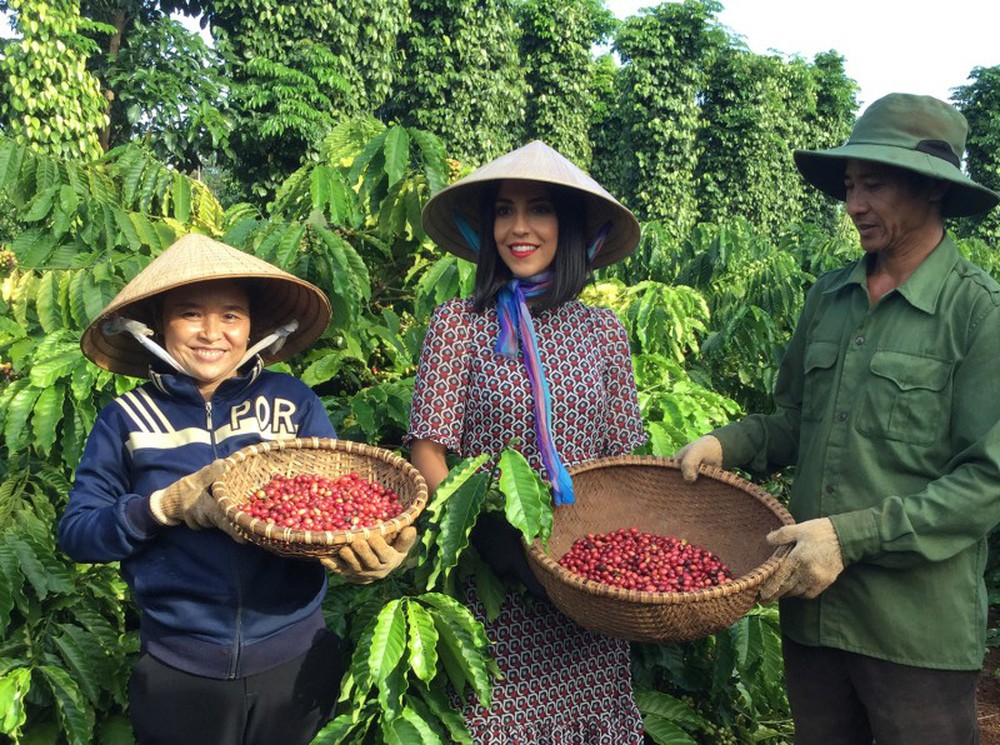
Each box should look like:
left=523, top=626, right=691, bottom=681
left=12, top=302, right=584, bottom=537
left=713, top=235, right=1000, bottom=670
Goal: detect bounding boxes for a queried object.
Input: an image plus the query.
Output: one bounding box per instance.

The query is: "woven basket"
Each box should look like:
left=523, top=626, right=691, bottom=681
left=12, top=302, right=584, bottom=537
left=213, top=438, right=428, bottom=559
left=525, top=455, right=794, bottom=643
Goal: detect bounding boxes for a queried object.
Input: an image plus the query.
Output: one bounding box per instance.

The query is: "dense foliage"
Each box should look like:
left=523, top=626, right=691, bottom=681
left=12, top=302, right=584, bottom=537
left=382, top=0, right=528, bottom=167
left=516, top=0, right=617, bottom=167
left=0, top=0, right=109, bottom=160
left=2, top=0, right=1000, bottom=742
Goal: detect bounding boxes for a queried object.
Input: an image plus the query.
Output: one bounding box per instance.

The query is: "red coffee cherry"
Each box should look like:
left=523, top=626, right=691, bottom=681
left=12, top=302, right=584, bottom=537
left=238, top=472, right=405, bottom=531
left=557, top=527, right=733, bottom=593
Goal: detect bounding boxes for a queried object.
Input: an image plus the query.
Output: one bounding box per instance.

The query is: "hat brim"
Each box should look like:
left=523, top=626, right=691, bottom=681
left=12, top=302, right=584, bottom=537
left=421, top=141, right=641, bottom=269
left=81, top=234, right=332, bottom=378
left=794, top=144, right=1000, bottom=218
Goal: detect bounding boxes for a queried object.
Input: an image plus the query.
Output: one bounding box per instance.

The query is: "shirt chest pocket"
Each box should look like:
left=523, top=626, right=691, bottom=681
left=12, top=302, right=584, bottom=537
left=856, top=350, right=953, bottom=445
left=802, top=341, right=840, bottom=422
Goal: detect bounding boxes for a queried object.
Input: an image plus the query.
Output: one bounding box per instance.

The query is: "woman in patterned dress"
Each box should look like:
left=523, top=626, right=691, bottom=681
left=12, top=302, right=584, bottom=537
left=407, top=141, right=648, bottom=743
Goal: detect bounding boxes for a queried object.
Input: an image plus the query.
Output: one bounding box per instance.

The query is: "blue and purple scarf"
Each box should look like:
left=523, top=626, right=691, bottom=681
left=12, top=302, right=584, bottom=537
left=455, top=209, right=612, bottom=506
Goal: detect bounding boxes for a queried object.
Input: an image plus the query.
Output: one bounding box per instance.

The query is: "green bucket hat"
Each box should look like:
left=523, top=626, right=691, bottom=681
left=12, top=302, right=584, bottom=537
left=794, top=93, right=999, bottom=218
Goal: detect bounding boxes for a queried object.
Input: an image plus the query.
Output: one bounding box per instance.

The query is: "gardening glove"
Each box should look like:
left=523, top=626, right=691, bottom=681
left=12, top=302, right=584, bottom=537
left=149, top=461, right=245, bottom=543
left=321, top=526, right=418, bottom=584
left=674, top=435, right=723, bottom=482
left=758, top=518, right=844, bottom=603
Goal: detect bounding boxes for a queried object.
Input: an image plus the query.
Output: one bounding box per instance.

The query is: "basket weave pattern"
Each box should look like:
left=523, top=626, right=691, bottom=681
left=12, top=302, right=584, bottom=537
left=213, top=438, right=428, bottom=559
left=525, top=455, right=794, bottom=643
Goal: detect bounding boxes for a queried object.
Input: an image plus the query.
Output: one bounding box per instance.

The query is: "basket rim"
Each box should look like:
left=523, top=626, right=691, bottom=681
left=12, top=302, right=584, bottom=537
left=525, top=454, right=794, bottom=605
left=212, top=437, right=428, bottom=547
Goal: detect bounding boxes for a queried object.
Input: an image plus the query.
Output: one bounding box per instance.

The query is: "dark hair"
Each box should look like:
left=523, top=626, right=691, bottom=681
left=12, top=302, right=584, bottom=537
left=471, top=181, right=589, bottom=313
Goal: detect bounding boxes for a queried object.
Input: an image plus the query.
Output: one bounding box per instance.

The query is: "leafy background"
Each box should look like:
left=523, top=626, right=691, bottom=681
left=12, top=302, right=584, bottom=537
left=2, top=0, right=1000, bottom=742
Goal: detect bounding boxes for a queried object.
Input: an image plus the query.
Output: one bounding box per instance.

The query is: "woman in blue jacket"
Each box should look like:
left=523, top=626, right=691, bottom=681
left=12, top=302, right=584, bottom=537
left=59, top=233, right=415, bottom=745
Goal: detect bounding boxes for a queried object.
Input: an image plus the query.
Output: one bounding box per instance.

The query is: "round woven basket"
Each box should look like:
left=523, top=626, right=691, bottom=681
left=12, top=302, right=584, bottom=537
left=525, top=455, right=794, bottom=643
left=213, top=438, right=428, bottom=559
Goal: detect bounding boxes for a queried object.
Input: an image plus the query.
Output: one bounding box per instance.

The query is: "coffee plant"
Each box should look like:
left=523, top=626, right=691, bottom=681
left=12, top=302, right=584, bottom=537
left=2, top=1, right=998, bottom=738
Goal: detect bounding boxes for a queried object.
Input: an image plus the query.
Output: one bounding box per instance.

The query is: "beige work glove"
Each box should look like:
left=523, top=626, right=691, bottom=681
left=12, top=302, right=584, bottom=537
left=321, top=526, right=418, bottom=584
left=149, top=462, right=244, bottom=543
left=759, top=517, right=844, bottom=603
left=673, top=435, right=723, bottom=482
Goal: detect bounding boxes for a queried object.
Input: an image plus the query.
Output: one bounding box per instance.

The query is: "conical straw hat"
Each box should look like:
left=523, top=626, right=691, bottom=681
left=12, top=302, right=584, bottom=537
left=421, top=141, right=640, bottom=269
left=81, top=233, right=332, bottom=378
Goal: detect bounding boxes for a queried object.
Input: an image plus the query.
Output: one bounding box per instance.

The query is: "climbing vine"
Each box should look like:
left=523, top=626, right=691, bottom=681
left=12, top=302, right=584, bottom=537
left=1, top=0, right=111, bottom=160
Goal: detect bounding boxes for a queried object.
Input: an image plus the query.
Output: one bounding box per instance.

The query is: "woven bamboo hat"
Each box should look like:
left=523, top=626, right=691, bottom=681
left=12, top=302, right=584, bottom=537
left=421, top=140, right=641, bottom=268
left=794, top=93, right=999, bottom=218
left=81, top=233, right=332, bottom=378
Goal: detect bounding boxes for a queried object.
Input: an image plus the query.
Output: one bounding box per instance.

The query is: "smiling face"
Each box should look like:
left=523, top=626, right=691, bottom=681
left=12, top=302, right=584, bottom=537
left=162, top=279, right=251, bottom=400
left=492, top=179, right=560, bottom=278
left=844, top=159, right=945, bottom=256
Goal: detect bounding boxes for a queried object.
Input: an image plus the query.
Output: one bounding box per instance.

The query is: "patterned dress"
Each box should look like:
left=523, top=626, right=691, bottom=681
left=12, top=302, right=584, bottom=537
left=407, top=298, right=647, bottom=744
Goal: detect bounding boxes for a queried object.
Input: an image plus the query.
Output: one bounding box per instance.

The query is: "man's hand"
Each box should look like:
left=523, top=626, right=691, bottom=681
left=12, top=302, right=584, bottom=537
left=673, top=435, right=723, bottom=481
left=321, top=526, right=418, bottom=584
left=149, top=462, right=244, bottom=542
left=759, top=518, right=844, bottom=602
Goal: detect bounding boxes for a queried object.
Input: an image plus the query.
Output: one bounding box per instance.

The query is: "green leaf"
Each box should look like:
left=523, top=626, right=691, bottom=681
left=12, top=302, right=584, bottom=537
left=342, top=615, right=377, bottom=707
left=419, top=593, right=491, bottom=652
left=385, top=706, right=439, bottom=745
left=408, top=128, right=448, bottom=195
left=349, top=130, right=388, bottom=190
left=38, top=664, right=95, bottom=745
left=426, top=599, right=492, bottom=705
left=129, top=213, right=165, bottom=250
left=416, top=455, right=489, bottom=592
left=300, top=350, right=347, bottom=388
left=11, top=227, right=57, bottom=268
left=171, top=175, right=191, bottom=223
left=409, top=682, right=473, bottom=744
left=369, top=599, right=408, bottom=717
left=7, top=533, right=52, bottom=600
left=22, top=184, right=60, bottom=222
left=35, top=270, right=62, bottom=332
left=313, top=703, right=377, bottom=744
left=641, top=715, right=698, bottom=745
left=274, top=223, right=306, bottom=268
left=635, top=688, right=709, bottom=731
left=29, top=347, right=81, bottom=388
left=0, top=667, right=30, bottom=736
left=466, top=549, right=507, bottom=623
left=30, top=382, right=64, bottom=455
left=4, top=384, right=40, bottom=454
left=498, top=449, right=553, bottom=544
left=382, top=126, right=410, bottom=187
left=404, top=600, right=439, bottom=684
left=0, top=537, right=17, bottom=631
left=51, top=623, right=106, bottom=707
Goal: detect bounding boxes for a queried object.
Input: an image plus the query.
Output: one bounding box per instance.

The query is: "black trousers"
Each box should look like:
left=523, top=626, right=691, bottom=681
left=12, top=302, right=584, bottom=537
left=782, top=636, right=980, bottom=745
left=128, top=631, right=342, bottom=745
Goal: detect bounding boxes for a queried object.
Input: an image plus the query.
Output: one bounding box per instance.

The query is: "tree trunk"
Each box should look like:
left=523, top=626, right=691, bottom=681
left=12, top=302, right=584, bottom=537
left=99, top=9, right=127, bottom=152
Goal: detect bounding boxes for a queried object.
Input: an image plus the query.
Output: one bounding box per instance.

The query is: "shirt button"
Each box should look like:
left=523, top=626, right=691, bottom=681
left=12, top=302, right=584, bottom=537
left=855, top=335, right=865, bottom=346
left=835, top=410, right=848, bottom=422
left=825, top=484, right=836, bottom=495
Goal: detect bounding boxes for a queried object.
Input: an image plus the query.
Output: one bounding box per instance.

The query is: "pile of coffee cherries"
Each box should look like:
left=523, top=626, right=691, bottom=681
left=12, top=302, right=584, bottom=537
left=558, top=527, right=733, bottom=593
left=238, top=472, right=405, bottom=531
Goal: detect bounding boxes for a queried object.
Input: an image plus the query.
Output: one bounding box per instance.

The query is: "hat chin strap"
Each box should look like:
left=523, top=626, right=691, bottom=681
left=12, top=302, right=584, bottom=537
left=238, top=320, right=299, bottom=367
left=103, top=317, right=300, bottom=374
left=103, top=318, right=187, bottom=373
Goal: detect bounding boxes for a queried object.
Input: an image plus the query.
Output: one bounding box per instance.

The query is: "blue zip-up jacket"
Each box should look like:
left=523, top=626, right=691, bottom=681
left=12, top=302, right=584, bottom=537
left=58, top=361, right=337, bottom=679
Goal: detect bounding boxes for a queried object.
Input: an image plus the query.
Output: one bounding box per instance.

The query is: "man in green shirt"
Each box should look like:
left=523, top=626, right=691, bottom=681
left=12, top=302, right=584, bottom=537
left=677, top=93, right=1000, bottom=744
